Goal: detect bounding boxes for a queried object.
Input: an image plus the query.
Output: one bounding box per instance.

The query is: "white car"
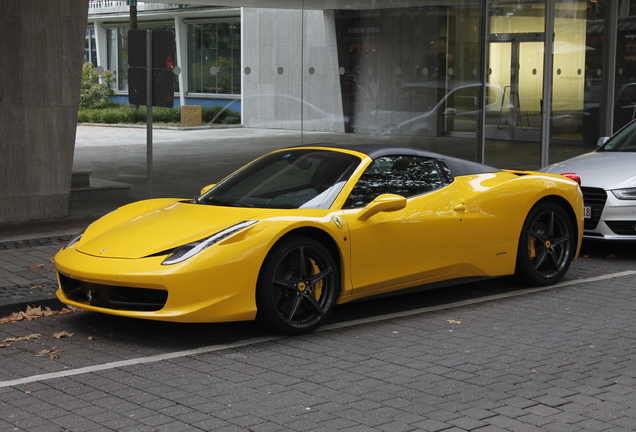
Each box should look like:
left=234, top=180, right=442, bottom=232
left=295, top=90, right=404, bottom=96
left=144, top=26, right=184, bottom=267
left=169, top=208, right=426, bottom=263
left=542, top=121, right=636, bottom=240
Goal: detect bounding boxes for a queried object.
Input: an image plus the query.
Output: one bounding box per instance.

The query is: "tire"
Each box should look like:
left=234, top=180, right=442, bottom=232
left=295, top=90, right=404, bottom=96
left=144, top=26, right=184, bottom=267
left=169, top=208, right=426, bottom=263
left=256, top=236, right=340, bottom=335
left=515, top=201, right=576, bottom=286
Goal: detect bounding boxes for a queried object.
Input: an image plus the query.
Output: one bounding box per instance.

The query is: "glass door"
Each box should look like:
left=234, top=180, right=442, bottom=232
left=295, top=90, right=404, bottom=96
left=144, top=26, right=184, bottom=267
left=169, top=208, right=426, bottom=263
left=487, top=34, right=545, bottom=144
left=485, top=1, right=546, bottom=169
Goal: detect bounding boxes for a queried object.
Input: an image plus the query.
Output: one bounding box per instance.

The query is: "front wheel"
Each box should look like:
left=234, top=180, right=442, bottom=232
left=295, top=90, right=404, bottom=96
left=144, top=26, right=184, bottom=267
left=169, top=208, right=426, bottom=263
left=515, top=202, right=575, bottom=286
left=256, top=236, right=340, bottom=335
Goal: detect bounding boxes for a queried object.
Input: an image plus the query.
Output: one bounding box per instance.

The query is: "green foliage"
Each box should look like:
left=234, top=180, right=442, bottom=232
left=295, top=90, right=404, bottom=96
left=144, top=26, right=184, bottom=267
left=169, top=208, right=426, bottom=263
left=78, top=105, right=241, bottom=126
left=79, top=62, right=116, bottom=109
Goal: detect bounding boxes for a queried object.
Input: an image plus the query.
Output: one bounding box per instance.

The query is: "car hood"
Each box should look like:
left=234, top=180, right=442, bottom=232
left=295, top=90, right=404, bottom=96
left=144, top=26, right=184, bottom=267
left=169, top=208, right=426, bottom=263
left=77, top=199, right=274, bottom=259
left=542, top=152, right=636, bottom=189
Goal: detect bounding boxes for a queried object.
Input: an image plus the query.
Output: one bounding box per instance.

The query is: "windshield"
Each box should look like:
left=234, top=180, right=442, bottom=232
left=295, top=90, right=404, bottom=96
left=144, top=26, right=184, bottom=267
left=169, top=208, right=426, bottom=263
left=198, top=149, right=361, bottom=209
left=600, top=121, right=636, bottom=152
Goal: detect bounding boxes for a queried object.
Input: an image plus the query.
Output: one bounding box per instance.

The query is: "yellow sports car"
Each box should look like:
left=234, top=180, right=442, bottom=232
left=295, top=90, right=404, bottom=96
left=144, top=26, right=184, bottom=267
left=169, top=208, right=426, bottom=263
left=55, top=144, right=584, bottom=334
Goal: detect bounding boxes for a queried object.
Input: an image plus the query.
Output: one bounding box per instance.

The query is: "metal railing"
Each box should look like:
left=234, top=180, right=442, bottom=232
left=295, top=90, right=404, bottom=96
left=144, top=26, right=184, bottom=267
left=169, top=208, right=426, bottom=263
left=88, top=1, right=179, bottom=10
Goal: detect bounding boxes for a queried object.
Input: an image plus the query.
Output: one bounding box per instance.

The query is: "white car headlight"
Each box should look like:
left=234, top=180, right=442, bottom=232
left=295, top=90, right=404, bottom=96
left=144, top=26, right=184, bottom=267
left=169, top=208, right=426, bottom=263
left=64, top=232, right=84, bottom=249
left=611, top=188, right=636, bottom=200
left=161, top=221, right=257, bottom=265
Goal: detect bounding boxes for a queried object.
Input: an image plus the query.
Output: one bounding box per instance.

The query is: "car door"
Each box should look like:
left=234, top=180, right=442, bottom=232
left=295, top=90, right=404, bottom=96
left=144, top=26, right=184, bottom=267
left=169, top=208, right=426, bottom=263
left=341, top=155, right=473, bottom=295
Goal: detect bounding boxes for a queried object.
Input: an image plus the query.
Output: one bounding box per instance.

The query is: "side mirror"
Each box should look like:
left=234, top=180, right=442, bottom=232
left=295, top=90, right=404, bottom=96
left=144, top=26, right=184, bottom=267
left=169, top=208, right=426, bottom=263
left=199, top=184, right=216, bottom=195
left=443, top=107, right=458, bottom=116
left=357, top=194, right=407, bottom=221
left=597, top=137, right=609, bottom=147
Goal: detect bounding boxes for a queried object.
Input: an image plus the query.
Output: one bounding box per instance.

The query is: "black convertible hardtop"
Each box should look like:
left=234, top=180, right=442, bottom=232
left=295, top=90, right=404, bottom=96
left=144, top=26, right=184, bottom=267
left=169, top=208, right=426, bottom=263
left=294, top=143, right=502, bottom=177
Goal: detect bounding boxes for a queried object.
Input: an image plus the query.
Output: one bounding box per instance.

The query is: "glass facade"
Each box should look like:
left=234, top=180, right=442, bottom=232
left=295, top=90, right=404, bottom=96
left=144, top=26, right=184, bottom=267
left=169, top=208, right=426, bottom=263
left=336, top=4, right=483, bottom=162
left=74, top=1, right=634, bottom=215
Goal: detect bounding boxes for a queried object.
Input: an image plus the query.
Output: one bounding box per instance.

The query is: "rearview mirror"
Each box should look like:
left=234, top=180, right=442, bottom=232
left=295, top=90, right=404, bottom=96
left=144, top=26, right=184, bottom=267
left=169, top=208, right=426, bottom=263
left=597, top=137, right=609, bottom=147
left=357, top=194, right=407, bottom=221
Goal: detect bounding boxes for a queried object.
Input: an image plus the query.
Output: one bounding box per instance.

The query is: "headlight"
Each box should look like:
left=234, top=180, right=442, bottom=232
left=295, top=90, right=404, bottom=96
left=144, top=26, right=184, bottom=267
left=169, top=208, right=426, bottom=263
left=64, top=232, right=84, bottom=249
left=611, top=188, right=636, bottom=200
left=161, top=221, right=257, bottom=265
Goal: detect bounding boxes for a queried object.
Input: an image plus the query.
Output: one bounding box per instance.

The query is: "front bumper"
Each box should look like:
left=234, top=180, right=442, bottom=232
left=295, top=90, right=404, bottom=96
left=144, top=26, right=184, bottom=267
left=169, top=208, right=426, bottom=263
left=582, top=187, right=636, bottom=240
left=54, top=246, right=261, bottom=323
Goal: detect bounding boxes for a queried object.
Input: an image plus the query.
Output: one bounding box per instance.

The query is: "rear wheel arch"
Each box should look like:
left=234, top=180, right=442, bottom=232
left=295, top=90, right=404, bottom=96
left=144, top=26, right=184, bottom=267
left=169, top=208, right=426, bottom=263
left=514, top=196, right=578, bottom=286
left=535, top=195, right=580, bottom=249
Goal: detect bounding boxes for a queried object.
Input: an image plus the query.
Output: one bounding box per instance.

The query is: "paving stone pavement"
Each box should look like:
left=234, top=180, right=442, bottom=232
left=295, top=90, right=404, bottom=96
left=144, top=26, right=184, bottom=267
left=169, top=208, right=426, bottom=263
left=0, top=236, right=72, bottom=317
left=0, top=263, right=635, bottom=432
left=0, top=223, right=635, bottom=431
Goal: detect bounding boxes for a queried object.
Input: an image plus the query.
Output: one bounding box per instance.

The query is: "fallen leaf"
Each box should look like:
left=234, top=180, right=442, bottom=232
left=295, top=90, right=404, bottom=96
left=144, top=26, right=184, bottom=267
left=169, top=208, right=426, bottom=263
left=447, top=320, right=463, bottom=325
left=28, top=264, right=45, bottom=269
left=0, top=306, right=80, bottom=324
left=48, top=257, right=55, bottom=262
left=4, top=334, right=41, bottom=342
left=48, top=354, right=61, bottom=360
left=36, top=348, right=63, bottom=357
left=0, top=343, right=11, bottom=348
left=87, top=336, right=101, bottom=341
left=30, top=285, right=43, bottom=289
left=53, top=331, right=73, bottom=339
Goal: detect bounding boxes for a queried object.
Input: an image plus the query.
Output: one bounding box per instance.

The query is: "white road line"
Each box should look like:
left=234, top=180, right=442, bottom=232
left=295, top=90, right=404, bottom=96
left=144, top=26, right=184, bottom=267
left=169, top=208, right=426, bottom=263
left=1, top=270, right=635, bottom=389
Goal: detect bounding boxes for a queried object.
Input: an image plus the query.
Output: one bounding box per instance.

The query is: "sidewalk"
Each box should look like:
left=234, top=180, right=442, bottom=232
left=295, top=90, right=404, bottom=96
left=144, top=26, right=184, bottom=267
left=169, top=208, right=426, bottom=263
left=0, top=214, right=101, bottom=317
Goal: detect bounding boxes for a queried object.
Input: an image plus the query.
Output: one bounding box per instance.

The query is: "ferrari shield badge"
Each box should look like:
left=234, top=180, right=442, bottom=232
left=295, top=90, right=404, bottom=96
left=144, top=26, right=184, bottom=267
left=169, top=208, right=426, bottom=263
left=331, top=216, right=343, bottom=229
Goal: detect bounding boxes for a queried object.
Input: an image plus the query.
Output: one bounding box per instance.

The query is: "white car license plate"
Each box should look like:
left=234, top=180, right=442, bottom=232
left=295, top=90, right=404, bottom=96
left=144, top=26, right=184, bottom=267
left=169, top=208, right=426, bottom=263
left=584, top=206, right=592, bottom=219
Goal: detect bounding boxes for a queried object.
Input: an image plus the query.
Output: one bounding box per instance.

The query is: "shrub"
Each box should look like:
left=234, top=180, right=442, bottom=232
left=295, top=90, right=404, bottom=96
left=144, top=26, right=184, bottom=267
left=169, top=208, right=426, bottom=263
left=79, top=62, right=115, bottom=109
left=77, top=103, right=241, bottom=125
left=152, top=107, right=180, bottom=124
left=202, top=106, right=241, bottom=124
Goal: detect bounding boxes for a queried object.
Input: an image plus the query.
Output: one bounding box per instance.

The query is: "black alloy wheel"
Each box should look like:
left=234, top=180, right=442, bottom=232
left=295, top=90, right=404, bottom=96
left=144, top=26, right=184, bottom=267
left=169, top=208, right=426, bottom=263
left=256, top=236, right=340, bottom=335
left=515, top=201, right=575, bottom=286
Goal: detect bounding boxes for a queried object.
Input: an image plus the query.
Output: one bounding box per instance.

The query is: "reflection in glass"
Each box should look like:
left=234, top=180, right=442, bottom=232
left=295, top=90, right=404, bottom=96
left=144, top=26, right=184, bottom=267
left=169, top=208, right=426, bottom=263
left=333, top=4, right=482, bottom=161
left=344, top=156, right=448, bottom=208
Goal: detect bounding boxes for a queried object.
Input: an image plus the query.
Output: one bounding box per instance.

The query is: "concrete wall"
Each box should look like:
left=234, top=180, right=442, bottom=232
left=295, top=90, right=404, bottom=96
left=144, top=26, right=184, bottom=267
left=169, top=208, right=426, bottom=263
left=0, top=1, right=88, bottom=223
left=242, top=8, right=345, bottom=133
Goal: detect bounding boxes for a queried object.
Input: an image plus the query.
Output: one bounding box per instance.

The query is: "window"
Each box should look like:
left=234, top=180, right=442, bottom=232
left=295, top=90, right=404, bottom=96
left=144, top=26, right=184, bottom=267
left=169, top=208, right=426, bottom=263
left=344, top=155, right=448, bottom=209
left=188, top=21, right=241, bottom=94
left=85, top=29, right=97, bottom=66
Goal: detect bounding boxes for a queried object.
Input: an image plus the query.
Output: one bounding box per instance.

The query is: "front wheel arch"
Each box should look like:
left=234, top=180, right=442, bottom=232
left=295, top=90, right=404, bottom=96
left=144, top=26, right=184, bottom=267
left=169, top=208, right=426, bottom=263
left=255, top=234, right=341, bottom=335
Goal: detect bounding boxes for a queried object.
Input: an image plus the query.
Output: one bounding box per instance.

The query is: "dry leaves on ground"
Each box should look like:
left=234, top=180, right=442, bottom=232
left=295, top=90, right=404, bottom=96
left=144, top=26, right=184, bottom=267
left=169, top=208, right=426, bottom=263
left=4, top=334, right=41, bottom=342
left=36, top=347, right=63, bottom=360
left=0, top=305, right=79, bottom=324
left=53, top=331, right=73, bottom=339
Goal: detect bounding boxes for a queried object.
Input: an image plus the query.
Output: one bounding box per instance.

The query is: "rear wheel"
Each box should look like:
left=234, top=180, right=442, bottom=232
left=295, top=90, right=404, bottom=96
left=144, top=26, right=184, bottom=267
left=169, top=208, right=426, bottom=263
left=256, top=236, right=340, bottom=335
left=515, top=202, right=575, bottom=286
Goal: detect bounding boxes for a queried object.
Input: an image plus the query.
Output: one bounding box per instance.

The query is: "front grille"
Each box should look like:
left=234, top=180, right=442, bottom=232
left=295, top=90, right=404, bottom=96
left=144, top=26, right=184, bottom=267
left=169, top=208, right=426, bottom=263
left=59, top=273, right=168, bottom=311
left=581, top=187, right=607, bottom=230
left=606, top=221, right=636, bottom=236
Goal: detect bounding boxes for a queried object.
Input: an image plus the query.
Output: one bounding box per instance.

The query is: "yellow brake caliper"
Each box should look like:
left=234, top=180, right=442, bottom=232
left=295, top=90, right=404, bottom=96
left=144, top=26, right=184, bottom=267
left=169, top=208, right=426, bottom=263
left=309, top=258, right=323, bottom=300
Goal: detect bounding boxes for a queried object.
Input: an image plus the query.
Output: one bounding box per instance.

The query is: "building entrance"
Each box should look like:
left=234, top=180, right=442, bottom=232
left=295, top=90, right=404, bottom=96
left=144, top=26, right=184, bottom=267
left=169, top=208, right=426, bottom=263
left=486, top=32, right=545, bottom=143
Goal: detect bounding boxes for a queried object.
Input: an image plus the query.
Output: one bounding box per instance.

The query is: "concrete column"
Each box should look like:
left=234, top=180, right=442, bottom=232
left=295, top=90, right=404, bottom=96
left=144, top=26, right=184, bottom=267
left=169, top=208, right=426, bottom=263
left=0, top=0, right=88, bottom=223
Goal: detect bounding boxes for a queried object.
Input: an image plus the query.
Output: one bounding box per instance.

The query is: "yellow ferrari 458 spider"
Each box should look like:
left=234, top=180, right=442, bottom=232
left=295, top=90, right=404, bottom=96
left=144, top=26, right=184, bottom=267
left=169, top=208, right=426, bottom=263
left=55, top=144, right=584, bottom=334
